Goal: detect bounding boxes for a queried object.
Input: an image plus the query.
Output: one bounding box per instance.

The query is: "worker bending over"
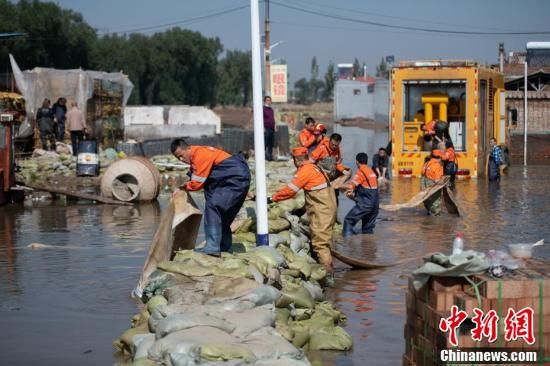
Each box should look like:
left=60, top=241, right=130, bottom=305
left=421, top=149, right=444, bottom=216
left=343, top=153, right=379, bottom=237
left=171, top=139, right=251, bottom=256
left=298, top=117, right=317, bottom=152
left=271, top=147, right=337, bottom=275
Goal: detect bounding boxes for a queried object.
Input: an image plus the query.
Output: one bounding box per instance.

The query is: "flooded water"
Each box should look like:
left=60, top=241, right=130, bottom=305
left=1, top=139, right=549, bottom=365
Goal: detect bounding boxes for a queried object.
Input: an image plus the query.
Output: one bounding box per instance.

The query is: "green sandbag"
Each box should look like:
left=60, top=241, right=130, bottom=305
left=235, top=217, right=254, bottom=234
left=269, top=218, right=291, bottom=233
left=276, top=282, right=315, bottom=309
left=233, top=232, right=256, bottom=243
left=117, top=323, right=149, bottom=353
left=200, top=344, right=256, bottom=363
left=294, top=308, right=314, bottom=321
left=158, top=259, right=213, bottom=277
left=132, top=358, right=158, bottom=366
left=291, top=329, right=310, bottom=348
left=308, top=326, right=353, bottom=351
left=268, top=206, right=285, bottom=220
left=275, top=324, right=295, bottom=342
left=212, top=258, right=251, bottom=278
left=236, top=253, right=271, bottom=276
left=147, top=295, right=168, bottom=313
left=309, top=264, right=327, bottom=281
left=132, top=308, right=150, bottom=328
left=288, top=258, right=313, bottom=278
left=173, top=250, right=221, bottom=266
left=315, top=302, right=347, bottom=324
left=275, top=308, right=291, bottom=325
left=277, top=245, right=296, bottom=263
left=280, top=269, right=301, bottom=278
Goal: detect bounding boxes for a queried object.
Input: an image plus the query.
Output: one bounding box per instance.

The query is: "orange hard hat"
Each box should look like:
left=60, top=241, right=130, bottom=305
left=313, top=123, right=327, bottom=135
left=292, top=147, right=308, bottom=157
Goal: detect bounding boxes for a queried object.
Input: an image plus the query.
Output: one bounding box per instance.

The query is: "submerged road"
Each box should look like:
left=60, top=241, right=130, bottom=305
left=0, top=163, right=549, bottom=365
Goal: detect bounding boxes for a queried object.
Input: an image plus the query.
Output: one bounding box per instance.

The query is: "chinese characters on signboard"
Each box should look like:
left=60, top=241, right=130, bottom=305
left=439, top=305, right=535, bottom=347
left=270, top=64, right=287, bottom=103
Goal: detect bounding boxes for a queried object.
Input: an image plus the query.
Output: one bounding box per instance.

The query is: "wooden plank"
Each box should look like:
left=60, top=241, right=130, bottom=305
left=23, top=182, right=133, bottom=206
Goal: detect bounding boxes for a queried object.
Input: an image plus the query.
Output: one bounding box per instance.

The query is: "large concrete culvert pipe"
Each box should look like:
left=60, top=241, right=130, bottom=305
left=100, top=157, right=161, bottom=202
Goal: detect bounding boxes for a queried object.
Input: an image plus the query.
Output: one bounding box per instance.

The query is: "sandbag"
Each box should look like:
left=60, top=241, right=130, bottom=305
left=302, top=281, right=324, bottom=302
left=133, top=333, right=156, bottom=359
left=276, top=282, right=315, bottom=309
left=147, top=295, right=168, bottom=313
left=207, top=277, right=260, bottom=300
left=226, top=304, right=276, bottom=338
left=249, top=247, right=286, bottom=267
left=308, top=326, right=353, bottom=351
left=242, top=327, right=303, bottom=359
left=200, top=344, right=256, bottom=363
left=158, top=259, right=213, bottom=277
left=269, top=218, right=291, bottom=233
left=156, top=313, right=236, bottom=338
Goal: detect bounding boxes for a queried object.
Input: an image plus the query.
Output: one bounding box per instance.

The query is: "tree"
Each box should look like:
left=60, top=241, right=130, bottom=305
left=323, top=62, right=335, bottom=102
left=216, top=50, right=252, bottom=106
left=376, top=57, right=389, bottom=79
left=310, top=56, right=319, bottom=81
left=294, top=77, right=310, bottom=104
left=352, top=58, right=361, bottom=77
left=0, top=0, right=97, bottom=71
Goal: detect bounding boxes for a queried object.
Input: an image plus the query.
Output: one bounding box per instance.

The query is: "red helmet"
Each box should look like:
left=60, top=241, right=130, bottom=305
left=313, top=123, right=327, bottom=136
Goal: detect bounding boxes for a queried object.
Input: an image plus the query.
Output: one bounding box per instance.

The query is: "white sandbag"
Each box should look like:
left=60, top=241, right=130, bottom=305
left=226, top=304, right=276, bottom=338
left=242, top=327, right=303, bottom=360
left=156, top=313, right=236, bottom=338
left=207, top=285, right=280, bottom=308
left=133, top=333, right=156, bottom=359
left=148, top=326, right=237, bottom=362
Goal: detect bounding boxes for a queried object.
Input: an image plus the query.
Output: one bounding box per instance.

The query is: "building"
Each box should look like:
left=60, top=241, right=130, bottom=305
left=501, top=43, right=550, bottom=164
left=333, top=76, right=389, bottom=123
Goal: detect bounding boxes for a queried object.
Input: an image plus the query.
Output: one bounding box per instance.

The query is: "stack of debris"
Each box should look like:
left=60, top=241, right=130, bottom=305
left=404, top=258, right=550, bottom=366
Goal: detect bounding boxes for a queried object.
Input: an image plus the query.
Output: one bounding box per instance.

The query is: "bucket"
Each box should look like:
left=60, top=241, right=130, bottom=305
left=100, top=157, right=161, bottom=202
left=77, top=139, right=99, bottom=176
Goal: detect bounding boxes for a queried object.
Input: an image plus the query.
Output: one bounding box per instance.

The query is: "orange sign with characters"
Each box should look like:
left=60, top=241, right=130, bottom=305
left=270, top=64, right=287, bottom=103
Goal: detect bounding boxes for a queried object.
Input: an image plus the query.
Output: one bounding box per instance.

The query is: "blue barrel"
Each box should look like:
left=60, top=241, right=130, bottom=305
left=77, top=139, right=99, bottom=176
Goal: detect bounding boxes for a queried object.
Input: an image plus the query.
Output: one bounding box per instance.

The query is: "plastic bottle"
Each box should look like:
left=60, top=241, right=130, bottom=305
left=452, top=232, right=464, bottom=255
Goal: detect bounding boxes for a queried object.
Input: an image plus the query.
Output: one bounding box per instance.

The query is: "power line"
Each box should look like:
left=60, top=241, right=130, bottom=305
left=271, top=0, right=550, bottom=35
left=97, top=4, right=249, bottom=35
left=287, top=0, right=516, bottom=32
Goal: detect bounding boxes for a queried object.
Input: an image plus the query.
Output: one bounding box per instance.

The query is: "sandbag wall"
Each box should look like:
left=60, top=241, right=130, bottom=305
left=115, top=194, right=351, bottom=366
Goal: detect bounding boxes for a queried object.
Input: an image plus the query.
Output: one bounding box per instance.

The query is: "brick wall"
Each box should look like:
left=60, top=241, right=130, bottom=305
left=509, top=134, right=550, bottom=165
left=506, top=91, right=550, bottom=134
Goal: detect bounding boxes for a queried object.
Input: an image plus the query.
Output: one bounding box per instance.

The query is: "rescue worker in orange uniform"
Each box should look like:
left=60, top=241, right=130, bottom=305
left=442, top=140, right=457, bottom=189
left=271, top=147, right=337, bottom=275
left=298, top=117, right=317, bottom=152
left=421, top=149, right=444, bottom=216
left=310, top=132, right=351, bottom=204
left=343, top=153, right=379, bottom=236
left=171, top=138, right=250, bottom=256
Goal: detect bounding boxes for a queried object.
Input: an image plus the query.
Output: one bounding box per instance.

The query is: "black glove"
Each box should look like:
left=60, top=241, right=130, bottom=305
left=267, top=197, right=273, bottom=204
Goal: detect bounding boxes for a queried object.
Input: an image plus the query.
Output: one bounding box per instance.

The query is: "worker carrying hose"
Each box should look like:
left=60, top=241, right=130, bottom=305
left=298, top=116, right=317, bottom=152
left=421, top=149, right=444, bottom=216
left=270, top=147, right=337, bottom=277
left=171, top=139, right=251, bottom=256
left=342, top=153, right=379, bottom=237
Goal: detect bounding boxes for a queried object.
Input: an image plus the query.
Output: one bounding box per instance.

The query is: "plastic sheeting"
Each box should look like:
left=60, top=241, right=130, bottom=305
left=9, top=54, right=133, bottom=137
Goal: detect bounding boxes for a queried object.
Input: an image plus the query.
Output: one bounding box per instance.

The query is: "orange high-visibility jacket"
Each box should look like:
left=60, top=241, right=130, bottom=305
left=443, top=147, right=456, bottom=163
left=309, top=137, right=346, bottom=172
left=298, top=128, right=316, bottom=149
left=272, top=161, right=330, bottom=202
left=422, top=158, right=444, bottom=181
left=186, top=146, right=231, bottom=191
left=349, top=165, right=378, bottom=190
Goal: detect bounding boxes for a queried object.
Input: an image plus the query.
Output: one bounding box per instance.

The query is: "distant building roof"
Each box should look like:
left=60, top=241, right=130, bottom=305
left=0, top=32, right=26, bottom=39
left=505, top=70, right=550, bottom=91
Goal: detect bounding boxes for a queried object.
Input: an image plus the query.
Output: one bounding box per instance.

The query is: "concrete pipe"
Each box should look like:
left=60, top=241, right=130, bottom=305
left=100, top=157, right=161, bottom=202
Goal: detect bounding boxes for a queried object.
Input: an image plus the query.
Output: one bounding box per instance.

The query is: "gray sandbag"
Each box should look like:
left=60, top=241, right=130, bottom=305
left=253, top=358, right=311, bottom=366
left=242, top=327, right=303, bottom=360
left=226, top=304, right=276, bottom=338
left=133, top=333, right=156, bottom=359
left=156, top=313, right=236, bottom=338
left=207, top=285, right=280, bottom=308
left=164, top=285, right=207, bottom=305
left=148, top=326, right=237, bottom=362
left=302, top=281, right=324, bottom=302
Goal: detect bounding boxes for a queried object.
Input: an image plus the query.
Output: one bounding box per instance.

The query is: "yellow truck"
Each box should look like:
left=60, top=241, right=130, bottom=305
left=389, top=60, right=507, bottom=178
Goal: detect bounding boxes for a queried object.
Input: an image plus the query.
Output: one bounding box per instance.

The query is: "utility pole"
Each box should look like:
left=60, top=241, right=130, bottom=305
left=264, top=0, right=271, bottom=96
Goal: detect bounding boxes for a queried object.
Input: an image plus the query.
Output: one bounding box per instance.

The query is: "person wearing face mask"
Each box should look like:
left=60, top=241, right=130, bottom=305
left=170, top=139, right=250, bottom=256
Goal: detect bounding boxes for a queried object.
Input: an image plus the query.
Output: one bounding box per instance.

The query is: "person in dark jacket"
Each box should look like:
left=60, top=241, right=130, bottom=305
left=372, top=147, right=389, bottom=178
left=488, top=137, right=504, bottom=182
left=36, top=98, right=55, bottom=151
left=343, top=153, right=379, bottom=236
left=171, top=139, right=251, bottom=256
left=52, top=97, right=67, bottom=141
left=263, top=96, right=275, bottom=161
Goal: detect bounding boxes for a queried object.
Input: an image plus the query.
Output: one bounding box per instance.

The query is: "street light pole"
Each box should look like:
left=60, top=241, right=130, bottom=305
left=523, top=59, right=528, bottom=166
left=250, top=0, right=269, bottom=246
left=264, top=0, right=271, bottom=96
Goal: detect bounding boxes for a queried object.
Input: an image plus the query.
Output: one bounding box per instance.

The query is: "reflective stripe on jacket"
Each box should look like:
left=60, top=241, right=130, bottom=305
left=272, top=161, right=329, bottom=202
left=185, top=146, right=231, bottom=191
left=349, top=165, right=378, bottom=190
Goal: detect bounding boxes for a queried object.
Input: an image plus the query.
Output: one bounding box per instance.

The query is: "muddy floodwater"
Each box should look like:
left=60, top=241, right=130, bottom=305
left=1, top=156, right=550, bottom=364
